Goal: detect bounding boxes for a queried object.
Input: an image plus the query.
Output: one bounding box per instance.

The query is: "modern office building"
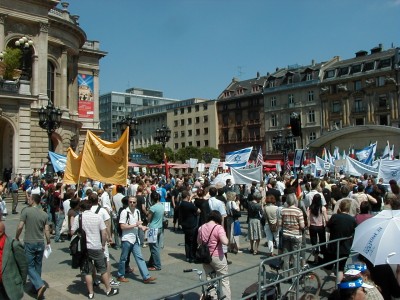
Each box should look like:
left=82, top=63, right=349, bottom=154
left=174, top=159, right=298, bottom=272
left=0, top=0, right=105, bottom=177
left=166, top=98, right=218, bottom=151
left=99, top=87, right=180, bottom=144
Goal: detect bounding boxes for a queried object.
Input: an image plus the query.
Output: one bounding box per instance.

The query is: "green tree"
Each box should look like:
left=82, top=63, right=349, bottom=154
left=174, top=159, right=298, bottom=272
left=2, top=47, right=22, bottom=80
left=135, top=145, right=174, bottom=163
left=175, top=146, right=201, bottom=163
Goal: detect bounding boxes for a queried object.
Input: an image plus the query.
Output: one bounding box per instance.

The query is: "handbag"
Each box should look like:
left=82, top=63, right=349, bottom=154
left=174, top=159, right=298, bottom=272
left=196, top=225, right=218, bottom=264
left=233, top=220, right=242, bottom=236
left=229, top=202, right=241, bottom=219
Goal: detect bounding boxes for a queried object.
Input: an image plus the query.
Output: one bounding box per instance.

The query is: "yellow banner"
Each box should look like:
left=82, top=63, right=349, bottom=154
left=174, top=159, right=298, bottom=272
left=79, top=128, right=129, bottom=185
left=63, top=147, right=84, bottom=184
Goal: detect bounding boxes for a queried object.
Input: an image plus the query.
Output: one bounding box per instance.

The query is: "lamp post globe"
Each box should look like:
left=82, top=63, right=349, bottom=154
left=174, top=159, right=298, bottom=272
left=273, top=131, right=296, bottom=175
left=117, top=116, right=138, bottom=154
left=154, top=124, right=171, bottom=149
left=15, top=36, right=34, bottom=80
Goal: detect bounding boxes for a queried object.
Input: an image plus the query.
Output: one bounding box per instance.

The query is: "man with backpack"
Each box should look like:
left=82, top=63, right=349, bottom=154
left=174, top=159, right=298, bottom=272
left=116, top=196, right=156, bottom=284
left=71, top=200, right=118, bottom=298
left=88, top=194, right=120, bottom=288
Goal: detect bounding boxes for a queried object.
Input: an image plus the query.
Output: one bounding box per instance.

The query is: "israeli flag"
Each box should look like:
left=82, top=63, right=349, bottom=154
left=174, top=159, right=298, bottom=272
left=48, top=151, right=67, bottom=173
left=378, top=159, right=400, bottom=184
left=294, top=149, right=305, bottom=168
left=225, top=147, right=253, bottom=169
left=355, top=143, right=376, bottom=165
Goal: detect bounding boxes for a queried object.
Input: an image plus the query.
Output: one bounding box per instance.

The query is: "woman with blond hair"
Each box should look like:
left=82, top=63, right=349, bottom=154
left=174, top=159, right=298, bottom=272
left=225, top=191, right=241, bottom=253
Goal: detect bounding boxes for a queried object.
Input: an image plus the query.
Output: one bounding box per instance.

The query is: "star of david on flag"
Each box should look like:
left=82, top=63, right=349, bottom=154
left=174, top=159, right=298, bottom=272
left=225, top=147, right=253, bottom=169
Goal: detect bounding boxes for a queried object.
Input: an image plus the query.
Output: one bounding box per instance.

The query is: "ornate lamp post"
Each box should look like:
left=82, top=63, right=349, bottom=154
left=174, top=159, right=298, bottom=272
left=38, top=101, right=62, bottom=180
left=117, top=116, right=138, bottom=154
left=272, top=131, right=296, bottom=175
left=15, top=36, right=34, bottom=80
left=154, top=124, right=171, bottom=150
left=203, top=152, right=212, bottom=164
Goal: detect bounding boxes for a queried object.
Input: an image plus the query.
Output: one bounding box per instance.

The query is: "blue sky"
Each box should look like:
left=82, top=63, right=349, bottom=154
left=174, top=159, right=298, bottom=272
left=67, top=0, right=400, bottom=100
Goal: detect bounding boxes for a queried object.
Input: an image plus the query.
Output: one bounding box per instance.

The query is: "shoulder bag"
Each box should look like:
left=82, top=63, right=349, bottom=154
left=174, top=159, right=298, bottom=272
left=230, top=201, right=241, bottom=220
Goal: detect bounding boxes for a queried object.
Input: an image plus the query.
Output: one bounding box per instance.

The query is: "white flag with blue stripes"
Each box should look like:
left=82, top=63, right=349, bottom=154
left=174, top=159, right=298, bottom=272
left=356, top=143, right=376, bottom=165
left=225, top=147, right=253, bottom=169
left=48, top=151, right=67, bottom=173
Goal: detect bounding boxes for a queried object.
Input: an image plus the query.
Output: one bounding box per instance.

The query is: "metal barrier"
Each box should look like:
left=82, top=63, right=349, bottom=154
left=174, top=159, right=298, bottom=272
left=157, top=236, right=355, bottom=300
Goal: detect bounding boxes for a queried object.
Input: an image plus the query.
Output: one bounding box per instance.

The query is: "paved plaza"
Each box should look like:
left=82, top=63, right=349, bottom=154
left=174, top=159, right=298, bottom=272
left=2, top=200, right=336, bottom=300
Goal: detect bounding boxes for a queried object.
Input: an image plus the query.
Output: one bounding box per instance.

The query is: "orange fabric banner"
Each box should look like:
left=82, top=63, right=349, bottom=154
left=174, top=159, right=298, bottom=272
left=79, top=128, right=129, bottom=185
left=63, top=147, right=84, bottom=184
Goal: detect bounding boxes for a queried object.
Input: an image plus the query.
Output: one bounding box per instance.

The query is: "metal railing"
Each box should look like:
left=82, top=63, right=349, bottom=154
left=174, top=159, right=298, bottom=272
left=157, top=236, right=354, bottom=300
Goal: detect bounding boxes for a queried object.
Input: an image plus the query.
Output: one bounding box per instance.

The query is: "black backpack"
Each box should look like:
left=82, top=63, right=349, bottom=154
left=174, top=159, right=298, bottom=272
left=69, top=214, right=87, bottom=269
left=116, top=208, right=130, bottom=237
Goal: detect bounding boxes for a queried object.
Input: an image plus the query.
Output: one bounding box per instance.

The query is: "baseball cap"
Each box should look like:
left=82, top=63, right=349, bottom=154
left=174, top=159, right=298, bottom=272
left=151, top=186, right=156, bottom=191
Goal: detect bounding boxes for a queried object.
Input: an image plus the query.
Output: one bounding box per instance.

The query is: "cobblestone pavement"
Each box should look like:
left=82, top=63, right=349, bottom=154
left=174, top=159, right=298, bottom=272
left=2, top=200, right=336, bottom=299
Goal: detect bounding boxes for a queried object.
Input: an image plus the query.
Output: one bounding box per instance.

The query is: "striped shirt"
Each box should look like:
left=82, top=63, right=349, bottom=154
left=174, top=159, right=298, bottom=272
left=280, top=206, right=304, bottom=238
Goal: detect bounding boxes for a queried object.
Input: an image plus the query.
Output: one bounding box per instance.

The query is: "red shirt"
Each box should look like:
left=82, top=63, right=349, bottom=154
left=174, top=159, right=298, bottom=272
left=0, top=233, right=7, bottom=283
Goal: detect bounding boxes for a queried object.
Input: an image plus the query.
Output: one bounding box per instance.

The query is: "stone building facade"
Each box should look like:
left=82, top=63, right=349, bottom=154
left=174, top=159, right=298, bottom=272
left=217, top=75, right=265, bottom=159
left=0, top=0, right=106, bottom=178
left=311, top=45, right=400, bottom=155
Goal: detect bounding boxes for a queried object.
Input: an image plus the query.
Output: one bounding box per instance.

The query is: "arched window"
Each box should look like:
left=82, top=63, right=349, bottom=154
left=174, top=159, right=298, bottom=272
left=47, top=61, right=55, bottom=102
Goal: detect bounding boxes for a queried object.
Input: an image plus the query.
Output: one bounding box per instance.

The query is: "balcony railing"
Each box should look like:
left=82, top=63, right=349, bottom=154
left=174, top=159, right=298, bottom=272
left=0, top=80, right=20, bottom=93
left=247, top=119, right=261, bottom=125
left=376, top=104, right=390, bottom=112
left=352, top=107, right=366, bottom=113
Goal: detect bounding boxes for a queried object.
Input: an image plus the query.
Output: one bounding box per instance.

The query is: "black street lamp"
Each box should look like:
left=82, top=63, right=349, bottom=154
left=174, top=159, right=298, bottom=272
left=38, top=100, right=62, bottom=180
left=203, top=152, right=212, bottom=164
left=15, top=36, right=34, bottom=80
left=272, top=131, right=296, bottom=175
left=117, top=116, right=138, bottom=153
left=154, top=124, right=171, bottom=149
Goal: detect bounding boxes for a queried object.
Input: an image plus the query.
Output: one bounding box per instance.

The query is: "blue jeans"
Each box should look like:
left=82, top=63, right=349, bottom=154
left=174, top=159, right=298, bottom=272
left=54, top=211, right=65, bottom=241
left=148, top=229, right=162, bottom=269
left=25, top=242, right=45, bottom=290
left=117, top=240, right=150, bottom=280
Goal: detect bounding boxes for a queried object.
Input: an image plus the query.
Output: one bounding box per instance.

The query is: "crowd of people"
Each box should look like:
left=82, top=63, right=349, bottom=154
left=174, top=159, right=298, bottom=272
left=0, top=169, right=400, bottom=299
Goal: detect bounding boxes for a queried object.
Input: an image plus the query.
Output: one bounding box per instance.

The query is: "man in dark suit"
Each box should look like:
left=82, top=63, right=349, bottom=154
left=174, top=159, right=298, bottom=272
left=0, top=221, right=28, bottom=299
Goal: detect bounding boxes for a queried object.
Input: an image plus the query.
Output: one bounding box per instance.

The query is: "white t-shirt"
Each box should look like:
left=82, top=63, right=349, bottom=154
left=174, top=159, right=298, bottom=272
left=26, top=186, right=45, bottom=195
left=91, top=205, right=110, bottom=222
left=208, top=197, right=227, bottom=217
left=100, top=192, right=112, bottom=212
left=63, top=199, right=71, bottom=215
left=112, top=193, right=125, bottom=213
left=119, top=208, right=141, bottom=244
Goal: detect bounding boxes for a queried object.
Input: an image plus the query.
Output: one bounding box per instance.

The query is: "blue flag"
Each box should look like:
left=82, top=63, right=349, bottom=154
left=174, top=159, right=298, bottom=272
left=48, top=151, right=67, bottom=173
left=225, top=147, right=253, bottom=169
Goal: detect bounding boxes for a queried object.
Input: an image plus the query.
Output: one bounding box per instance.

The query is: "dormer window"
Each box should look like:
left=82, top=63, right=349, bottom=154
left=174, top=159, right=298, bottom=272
left=326, top=70, right=335, bottom=78
left=287, top=76, right=293, bottom=84
left=363, top=61, right=375, bottom=72
left=269, top=80, right=275, bottom=88
left=306, top=73, right=312, bottom=81
left=351, top=64, right=362, bottom=74
left=339, top=67, right=349, bottom=76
